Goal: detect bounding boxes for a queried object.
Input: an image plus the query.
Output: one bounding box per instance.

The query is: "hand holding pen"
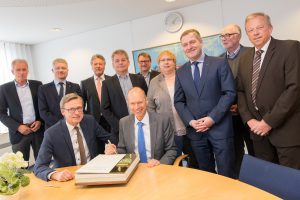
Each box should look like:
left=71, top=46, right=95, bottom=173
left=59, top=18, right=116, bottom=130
left=104, top=140, right=117, bottom=155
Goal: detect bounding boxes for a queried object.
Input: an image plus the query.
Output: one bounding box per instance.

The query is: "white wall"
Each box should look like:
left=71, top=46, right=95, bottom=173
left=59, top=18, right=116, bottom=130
left=32, top=0, right=300, bottom=84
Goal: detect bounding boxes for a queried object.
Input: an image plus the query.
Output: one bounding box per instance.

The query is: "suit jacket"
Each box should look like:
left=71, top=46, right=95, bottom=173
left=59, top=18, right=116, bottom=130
left=237, top=38, right=300, bottom=146
left=220, top=45, right=251, bottom=79
left=0, top=80, right=43, bottom=144
left=101, top=73, right=148, bottom=135
left=33, top=115, right=115, bottom=181
left=38, top=81, right=81, bottom=129
left=138, top=70, right=160, bottom=84
left=118, top=112, right=177, bottom=165
left=147, top=74, right=185, bottom=133
left=80, top=75, right=110, bottom=122
left=174, top=55, right=236, bottom=140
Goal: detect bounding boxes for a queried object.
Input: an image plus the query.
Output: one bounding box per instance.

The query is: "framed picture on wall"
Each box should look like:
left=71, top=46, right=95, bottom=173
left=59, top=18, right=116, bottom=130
left=132, top=34, right=225, bottom=73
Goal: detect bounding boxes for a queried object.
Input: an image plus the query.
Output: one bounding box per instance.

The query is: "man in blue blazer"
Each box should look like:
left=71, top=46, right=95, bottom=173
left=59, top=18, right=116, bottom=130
left=34, top=93, right=115, bottom=181
left=174, top=29, right=236, bottom=178
left=0, top=59, right=43, bottom=162
left=38, top=58, right=81, bottom=130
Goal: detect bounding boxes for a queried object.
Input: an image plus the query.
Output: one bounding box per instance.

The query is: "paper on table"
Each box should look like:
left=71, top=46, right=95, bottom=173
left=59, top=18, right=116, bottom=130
left=76, top=154, right=126, bottom=174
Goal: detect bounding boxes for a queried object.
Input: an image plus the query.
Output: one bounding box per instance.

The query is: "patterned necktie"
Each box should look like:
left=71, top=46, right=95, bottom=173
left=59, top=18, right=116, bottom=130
left=251, top=50, right=264, bottom=107
left=58, top=82, right=64, bottom=99
left=96, top=78, right=102, bottom=103
left=192, top=61, right=201, bottom=95
left=74, top=127, right=87, bottom=165
left=137, top=122, right=147, bottom=163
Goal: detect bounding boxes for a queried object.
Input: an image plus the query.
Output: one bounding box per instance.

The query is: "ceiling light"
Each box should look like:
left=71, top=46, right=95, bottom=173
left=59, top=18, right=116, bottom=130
left=165, top=0, right=176, bottom=2
left=51, top=28, right=63, bottom=32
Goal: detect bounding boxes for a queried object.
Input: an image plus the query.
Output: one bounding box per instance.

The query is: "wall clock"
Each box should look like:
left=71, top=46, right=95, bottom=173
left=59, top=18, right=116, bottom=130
left=164, top=12, right=183, bottom=33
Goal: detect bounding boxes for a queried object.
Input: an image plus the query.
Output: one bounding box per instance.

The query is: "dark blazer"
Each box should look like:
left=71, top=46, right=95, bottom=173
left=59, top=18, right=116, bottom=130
left=237, top=38, right=300, bottom=146
left=33, top=115, right=115, bottom=181
left=101, top=74, right=148, bottom=135
left=80, top=75, right=110, bottom=122
left=0, top=80, right=43, bottom=144
left=138, top=70, right=160, bottom=84
left=118, top=112, right=177, bottom=165
left=38, top=81, right=81, bottom=129
left=174, top=55, right=236, bottom=140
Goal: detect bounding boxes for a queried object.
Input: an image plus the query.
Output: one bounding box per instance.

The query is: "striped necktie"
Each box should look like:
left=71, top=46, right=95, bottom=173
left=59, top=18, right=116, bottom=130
left=251, top=50, right=264, bottom=108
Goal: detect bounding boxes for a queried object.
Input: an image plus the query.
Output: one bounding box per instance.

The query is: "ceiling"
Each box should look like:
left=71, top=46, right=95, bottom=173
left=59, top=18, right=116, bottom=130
left=0, top=0, right=207, bottom=44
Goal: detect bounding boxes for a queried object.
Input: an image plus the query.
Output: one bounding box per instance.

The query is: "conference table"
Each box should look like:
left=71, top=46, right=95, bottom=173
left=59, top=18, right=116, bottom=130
left=20, top=164, right=280, bottom=200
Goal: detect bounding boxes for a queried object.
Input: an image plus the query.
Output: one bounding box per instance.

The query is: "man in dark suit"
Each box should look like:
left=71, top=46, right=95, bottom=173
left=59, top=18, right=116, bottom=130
left=220, top=24, right=254, bottom=178
left=137, top=52, right=159, bottom=86
left=237, top=12, right=300, bottom=169
left=102, top=49, right=147, bottom=142
left=34, top=93, right=115, bottom=181
left=0, top=59, right=43, bottom=161
left=105, top=87, right=177, bottom=166
left=81, top=54, right=111, bottom=153
left=174, top=29, right=236, bottom=178
left=38, top=58, right=81, bottom=130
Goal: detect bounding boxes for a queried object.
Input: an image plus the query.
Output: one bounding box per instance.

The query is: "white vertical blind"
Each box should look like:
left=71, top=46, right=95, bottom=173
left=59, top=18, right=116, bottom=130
left=0, top=41, right=34, bottom=134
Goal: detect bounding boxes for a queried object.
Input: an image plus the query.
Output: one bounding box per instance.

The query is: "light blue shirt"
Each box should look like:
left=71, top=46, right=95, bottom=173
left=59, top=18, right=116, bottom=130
left=190, top=53, right=205, bottom=78
left=54, top=79, right=66, bottom=95
left=14, top=80, right=36, bottom=124
left=117, top=73, right=133, bottom=112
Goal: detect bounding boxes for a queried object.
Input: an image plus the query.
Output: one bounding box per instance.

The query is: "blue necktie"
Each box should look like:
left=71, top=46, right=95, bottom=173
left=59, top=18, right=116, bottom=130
left=137, top=122, right=147, bottom=163
left=193, top=61, right=201, bottom=95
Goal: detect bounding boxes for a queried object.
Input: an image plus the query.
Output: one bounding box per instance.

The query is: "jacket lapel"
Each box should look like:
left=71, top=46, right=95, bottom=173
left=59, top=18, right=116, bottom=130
left=60, top=120, right=76, bottom=164
left=149, top=113, right=157, bottom=158
left=182, top=63, right=199, bottom=98
left=127, top=115, right=136, bottom=152
left=198, top=56, right=209, bottom=96
left=8, top=82, right=22, bottom=111
left=256, top=38, right=276, bottom=93
left=112, top=75, right=126, bottom=103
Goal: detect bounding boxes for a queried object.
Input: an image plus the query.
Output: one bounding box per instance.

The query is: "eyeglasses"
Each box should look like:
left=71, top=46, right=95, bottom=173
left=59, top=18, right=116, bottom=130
left=159, top=58, right=174, bottom=62
left=63, top=106, right=83, bottom=114
left=219, top=33, right=239, bottom=39
left=138, top=60, right=150, bottom=64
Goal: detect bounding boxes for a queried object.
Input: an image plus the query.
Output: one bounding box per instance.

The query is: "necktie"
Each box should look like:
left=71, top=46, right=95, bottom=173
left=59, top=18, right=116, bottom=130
left=96, top=78, right=102, bottom=103
left=251, top=50, right=264, bottom=107
left=74, top=127, right=87, bottom=165
left=58, top=82, right=64, bottom=99
left=137, top=122, right=147, bottom=163
left=192, top=61, right=201, bottom=95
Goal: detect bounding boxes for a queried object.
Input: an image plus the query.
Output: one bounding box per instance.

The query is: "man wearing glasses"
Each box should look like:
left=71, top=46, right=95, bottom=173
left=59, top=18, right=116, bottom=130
left=137, top=52, right=159, bottom=86
left=220, top=24, right=254, bottom=178
left=34, top=93, right=116, bottom=182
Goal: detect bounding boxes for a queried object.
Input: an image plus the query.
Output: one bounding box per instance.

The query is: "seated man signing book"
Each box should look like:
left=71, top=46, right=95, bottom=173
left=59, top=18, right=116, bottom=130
left=105, top=87, right=177, bottom=167
left=34, top=93, right=116, bottom=182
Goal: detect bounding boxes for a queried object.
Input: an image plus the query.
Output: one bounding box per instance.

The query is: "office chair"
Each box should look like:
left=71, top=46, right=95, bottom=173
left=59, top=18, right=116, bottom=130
left=239, top=154, right=300, bottom=200
left=173, top=154, right=188, bottom=166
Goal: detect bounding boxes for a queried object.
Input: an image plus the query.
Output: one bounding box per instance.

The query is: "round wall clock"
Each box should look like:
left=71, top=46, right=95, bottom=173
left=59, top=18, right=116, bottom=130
left=164, top=12, right=183, bottom=33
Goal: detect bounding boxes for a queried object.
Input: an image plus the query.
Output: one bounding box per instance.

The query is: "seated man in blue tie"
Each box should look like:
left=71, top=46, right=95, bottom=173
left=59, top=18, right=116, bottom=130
left=105, top=87, right=177, bottom=167
left=34, top=93, right=116, bottom=182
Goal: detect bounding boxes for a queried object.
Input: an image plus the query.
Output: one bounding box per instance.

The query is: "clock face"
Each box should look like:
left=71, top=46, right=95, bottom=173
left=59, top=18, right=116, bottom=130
left=165, top=12, right=183, bottom=33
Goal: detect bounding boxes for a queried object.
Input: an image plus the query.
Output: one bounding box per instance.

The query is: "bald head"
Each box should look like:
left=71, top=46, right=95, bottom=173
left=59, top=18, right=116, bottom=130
left=128, top=87, right=148, bottom=121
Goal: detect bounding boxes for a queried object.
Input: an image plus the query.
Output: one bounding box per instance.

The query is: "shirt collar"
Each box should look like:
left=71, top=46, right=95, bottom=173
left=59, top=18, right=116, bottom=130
left=14, top=80, right=29, bottom=88
left=134, top=112, right=149, bottom=126
left=255, top=37, right=271, bottom=53
left=65, top=120, right=81, bottom=133
left=54, top=79, right=66, bottom=86
left=227, top=45, right=241, bottom=59
left=94, top=74, right=105, bottom=81
left=190, top=52, right=205, bottom=64
left=117, top=73, right=129, bottom=79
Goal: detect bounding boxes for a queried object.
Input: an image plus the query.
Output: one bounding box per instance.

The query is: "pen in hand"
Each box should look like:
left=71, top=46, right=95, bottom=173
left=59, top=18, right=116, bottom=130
left=107, top=140, right=117, bottom=154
